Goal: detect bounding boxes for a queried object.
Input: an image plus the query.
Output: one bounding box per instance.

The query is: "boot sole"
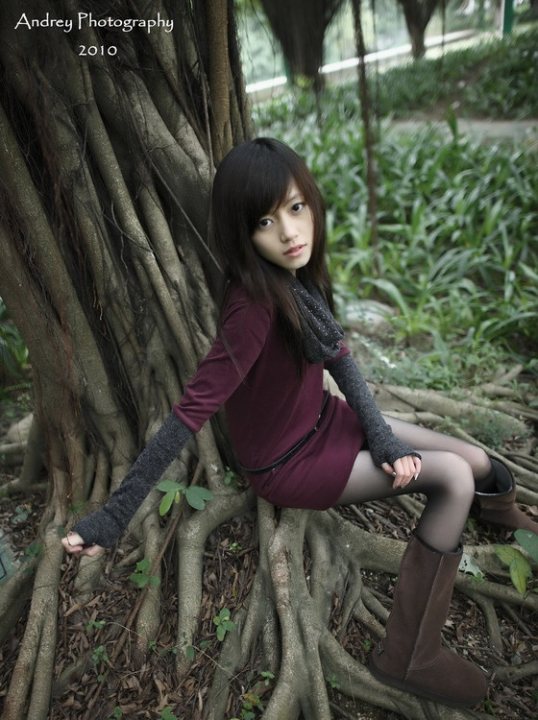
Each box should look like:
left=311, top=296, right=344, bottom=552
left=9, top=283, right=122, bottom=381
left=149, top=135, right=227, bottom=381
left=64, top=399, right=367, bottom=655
left=368, top=657, right=485, bottom=709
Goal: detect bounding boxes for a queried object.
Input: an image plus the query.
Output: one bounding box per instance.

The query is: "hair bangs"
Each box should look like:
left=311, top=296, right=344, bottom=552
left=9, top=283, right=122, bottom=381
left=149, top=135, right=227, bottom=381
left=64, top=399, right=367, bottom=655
left=241, top=149, right=293, bottom=235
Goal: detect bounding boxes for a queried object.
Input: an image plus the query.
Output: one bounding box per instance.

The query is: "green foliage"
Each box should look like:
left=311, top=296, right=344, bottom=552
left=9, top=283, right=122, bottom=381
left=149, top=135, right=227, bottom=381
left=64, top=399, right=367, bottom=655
left=159, top=708, right=177, bottom=720
left=156, top=478, right=213, bottom=516
left=459, top=410, right=530, bottom=450
left=128, top=557, right=160, bottom=589
left=255, top=45, right=538, bottom=388
left=184, top=639, right=212, bottom=662
left=254, top=28, right=538, bottom=124
left=495, top=544, right=532, bottom=594
left=515, top=529, right=538, bottom=563
left=260, top=670, right=275, bottom=686
left=91, top=643, right=109, bottom=678
left=85, top=619, right=106, bottom=632
left=229, top=691, right=264, bottom=720
left=374, top=28, right=538, bottom=119
left=213, top=607, right=236, bottom=641
left=0, top=298, right=29, bottom=383
left=326, top=673, right=340, bottom=690
left=223, top=466, right=240, bottom=490
left=108, top=708, right=123, bottom=720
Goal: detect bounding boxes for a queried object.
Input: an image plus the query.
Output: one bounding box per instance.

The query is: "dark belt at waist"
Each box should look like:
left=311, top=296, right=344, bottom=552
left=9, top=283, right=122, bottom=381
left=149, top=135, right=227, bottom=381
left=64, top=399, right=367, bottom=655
left=239, top=392, right=330, bottom=475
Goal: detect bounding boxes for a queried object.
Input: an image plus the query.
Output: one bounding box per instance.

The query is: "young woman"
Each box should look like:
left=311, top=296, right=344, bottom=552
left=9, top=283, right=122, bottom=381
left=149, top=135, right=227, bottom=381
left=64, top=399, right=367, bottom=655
left=63, top=138, right=536, bottom=708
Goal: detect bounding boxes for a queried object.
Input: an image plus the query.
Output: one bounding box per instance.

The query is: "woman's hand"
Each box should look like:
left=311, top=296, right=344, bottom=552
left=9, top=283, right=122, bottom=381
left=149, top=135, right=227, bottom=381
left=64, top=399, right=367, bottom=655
left=382, top=454, right=422, bottom=490
left=61, top=531, right=104, bottom=557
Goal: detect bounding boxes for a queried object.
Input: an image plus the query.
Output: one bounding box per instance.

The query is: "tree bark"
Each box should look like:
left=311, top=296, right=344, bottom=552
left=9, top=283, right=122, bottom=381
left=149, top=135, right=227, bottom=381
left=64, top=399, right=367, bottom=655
left=397, top=0, right=440, bottom=59
left=0, top=1, right=246, bottom=716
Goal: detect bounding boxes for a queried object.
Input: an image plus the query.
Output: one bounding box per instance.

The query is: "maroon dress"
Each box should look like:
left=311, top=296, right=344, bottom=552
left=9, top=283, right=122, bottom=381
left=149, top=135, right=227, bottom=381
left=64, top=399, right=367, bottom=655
left=174, top=285, right=364, bottom=509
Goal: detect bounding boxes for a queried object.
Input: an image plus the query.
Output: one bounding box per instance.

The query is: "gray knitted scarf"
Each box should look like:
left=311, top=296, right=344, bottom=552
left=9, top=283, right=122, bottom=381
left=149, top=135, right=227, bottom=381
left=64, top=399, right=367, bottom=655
left=289, top=277, right=344, bottom=363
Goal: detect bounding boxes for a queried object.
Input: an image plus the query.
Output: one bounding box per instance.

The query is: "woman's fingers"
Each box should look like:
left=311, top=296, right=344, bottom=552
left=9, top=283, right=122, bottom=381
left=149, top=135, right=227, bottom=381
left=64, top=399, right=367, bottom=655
left=61, top=531, right=85, bottom=554
left=391, top=455, right=419, bottom=489
left=61, top=531, right=104, bottom=557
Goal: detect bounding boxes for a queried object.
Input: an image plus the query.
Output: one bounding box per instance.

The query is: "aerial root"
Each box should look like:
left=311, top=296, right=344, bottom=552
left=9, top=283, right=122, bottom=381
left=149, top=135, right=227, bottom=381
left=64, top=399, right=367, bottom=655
left=2, top=526, right=64, bottom=720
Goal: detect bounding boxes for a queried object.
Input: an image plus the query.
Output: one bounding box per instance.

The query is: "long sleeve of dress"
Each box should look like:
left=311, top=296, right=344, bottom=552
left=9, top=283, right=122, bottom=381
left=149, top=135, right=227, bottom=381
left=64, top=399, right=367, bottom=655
left=73, top=414, right=193, bottom=547
left=326, top=353, right=420, bottom=467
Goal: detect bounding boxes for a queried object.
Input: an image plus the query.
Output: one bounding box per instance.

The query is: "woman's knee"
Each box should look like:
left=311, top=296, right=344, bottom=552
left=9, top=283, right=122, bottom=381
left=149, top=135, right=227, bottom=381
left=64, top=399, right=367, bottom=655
left=428, top=451, right=476, bottom=502
left=466, top=446, right=491, bottom=480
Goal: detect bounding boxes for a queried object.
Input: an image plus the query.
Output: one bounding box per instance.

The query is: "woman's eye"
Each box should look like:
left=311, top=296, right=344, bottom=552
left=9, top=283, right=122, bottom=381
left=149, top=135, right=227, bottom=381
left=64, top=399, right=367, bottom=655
left=258, top=217, right=272, bottom=229
left=291, top=202, right=305, bottom=213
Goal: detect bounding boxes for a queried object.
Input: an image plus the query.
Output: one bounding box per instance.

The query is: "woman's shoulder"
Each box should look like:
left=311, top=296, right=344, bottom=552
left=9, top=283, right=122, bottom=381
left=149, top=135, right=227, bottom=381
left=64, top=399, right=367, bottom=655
left=223, top=282, right=273, bottom=317
left=219, top=282, right=274, bottom=336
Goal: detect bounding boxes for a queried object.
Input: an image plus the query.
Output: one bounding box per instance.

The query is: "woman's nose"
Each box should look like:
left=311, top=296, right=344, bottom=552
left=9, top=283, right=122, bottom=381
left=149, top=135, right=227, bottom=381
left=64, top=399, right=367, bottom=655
left=279, top=218, right=297, bottom=242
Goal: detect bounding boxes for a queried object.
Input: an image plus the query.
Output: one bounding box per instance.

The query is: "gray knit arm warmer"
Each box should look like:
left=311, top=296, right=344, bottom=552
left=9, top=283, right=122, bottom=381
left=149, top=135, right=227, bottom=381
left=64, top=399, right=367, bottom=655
left=327, top=354, right=420, bottom=467
left=73, top=413, right=193, bottom=548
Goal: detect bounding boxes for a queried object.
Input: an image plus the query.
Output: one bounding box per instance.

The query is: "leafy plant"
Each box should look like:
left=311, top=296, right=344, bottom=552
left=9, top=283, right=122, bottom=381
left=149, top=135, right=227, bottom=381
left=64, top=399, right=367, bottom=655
left=184, top=639, right=212, bottom=661
left=255, top=78, right=538, bottom=390
left=128, top=557, right=160, bottom=589
left=495, top=545, right=532, bottom=595
left=91, top=643, right=109, bottom=680
left=515, top=529, right=538, bottom=563
left=229, top=691, right=264, bottom=720
left=213, top=607, right=236, bottom=642
left=326, top=673, right=340, bottom=690
left=260, top=670, right=275, bottom=686
left=85, top=619, right=106, bottom=632
left=159, top=708, right=177, bottom=720
left=0, top=298, right=29, bottom=382
left=156, top=479, right=213, bottom=516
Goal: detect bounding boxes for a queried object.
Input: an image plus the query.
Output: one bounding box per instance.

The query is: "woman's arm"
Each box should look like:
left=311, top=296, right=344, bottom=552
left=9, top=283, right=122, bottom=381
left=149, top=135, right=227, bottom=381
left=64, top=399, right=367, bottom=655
left=326, top=353, right=420, bottom=467
left=63, top=290, right=272, bottom=552
left=67, top=414, right=193, bottom=549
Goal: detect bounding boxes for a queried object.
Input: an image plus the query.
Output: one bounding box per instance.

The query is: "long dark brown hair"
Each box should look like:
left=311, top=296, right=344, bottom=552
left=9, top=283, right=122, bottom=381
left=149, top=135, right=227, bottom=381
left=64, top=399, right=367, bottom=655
left=210, top=138, right=334, bottom=366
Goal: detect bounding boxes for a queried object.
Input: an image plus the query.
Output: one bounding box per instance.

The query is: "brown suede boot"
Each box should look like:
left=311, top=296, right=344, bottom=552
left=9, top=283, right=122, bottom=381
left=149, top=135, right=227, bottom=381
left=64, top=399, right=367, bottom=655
left=369, top=533, right=487, bottom=708
left=473, top=457, right=537, bottom=534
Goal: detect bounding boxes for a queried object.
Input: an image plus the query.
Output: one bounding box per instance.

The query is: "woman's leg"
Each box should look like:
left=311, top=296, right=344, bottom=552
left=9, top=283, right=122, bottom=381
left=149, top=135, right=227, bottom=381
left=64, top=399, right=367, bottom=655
left=382, top=417, right=537, bottom=533
left=337, top=449, right=475, bottom=552
left=382, top=415, right=492, bottom=483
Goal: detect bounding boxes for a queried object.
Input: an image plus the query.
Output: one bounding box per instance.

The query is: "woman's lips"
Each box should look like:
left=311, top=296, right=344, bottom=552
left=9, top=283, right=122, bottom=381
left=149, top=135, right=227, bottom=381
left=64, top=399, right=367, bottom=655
left=284, top=244, right=305, bottom=257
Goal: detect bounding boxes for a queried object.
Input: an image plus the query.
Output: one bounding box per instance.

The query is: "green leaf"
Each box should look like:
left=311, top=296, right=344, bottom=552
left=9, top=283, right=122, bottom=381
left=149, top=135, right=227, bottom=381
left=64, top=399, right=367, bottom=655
left=157, top=479, right=184, bottom=493
left=496, top=545, right=532, bottom=594
left=509, top=555, right=532, bottom=595
left=136, top=557, right=150, bottom=573
left=514, top=529, right=538, bottom=564
left=216, top=625, right=226, bottom=641
left=185, top=486, right=213, bottom=510
left=129, top=573, right=148, bottom=588
left=159, top=491, right=175, bottom=517
left=495, top=544, right=520, bottom=567
left=159, top=708, right=177, bottom=720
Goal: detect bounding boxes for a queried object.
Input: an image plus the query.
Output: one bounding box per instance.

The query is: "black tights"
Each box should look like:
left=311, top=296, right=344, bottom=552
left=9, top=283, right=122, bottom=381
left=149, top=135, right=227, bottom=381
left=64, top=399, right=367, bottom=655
left=336, top=416, right=492, bottom=553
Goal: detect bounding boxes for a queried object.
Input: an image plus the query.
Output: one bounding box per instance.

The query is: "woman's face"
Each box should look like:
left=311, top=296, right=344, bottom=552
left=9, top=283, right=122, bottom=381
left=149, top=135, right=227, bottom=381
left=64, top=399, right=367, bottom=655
left=251, top=182, right=314, bottom=275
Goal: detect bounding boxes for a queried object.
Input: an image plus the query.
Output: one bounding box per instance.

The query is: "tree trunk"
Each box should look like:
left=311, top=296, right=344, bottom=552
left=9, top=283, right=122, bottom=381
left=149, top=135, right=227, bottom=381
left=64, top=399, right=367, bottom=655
left=1, top=2, right=537, bottom=719
left=259, top=0, right=345, bottom=92
left=0, top=1, right=247, bottom=717
left=397, top=0, right=440, bottom=59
